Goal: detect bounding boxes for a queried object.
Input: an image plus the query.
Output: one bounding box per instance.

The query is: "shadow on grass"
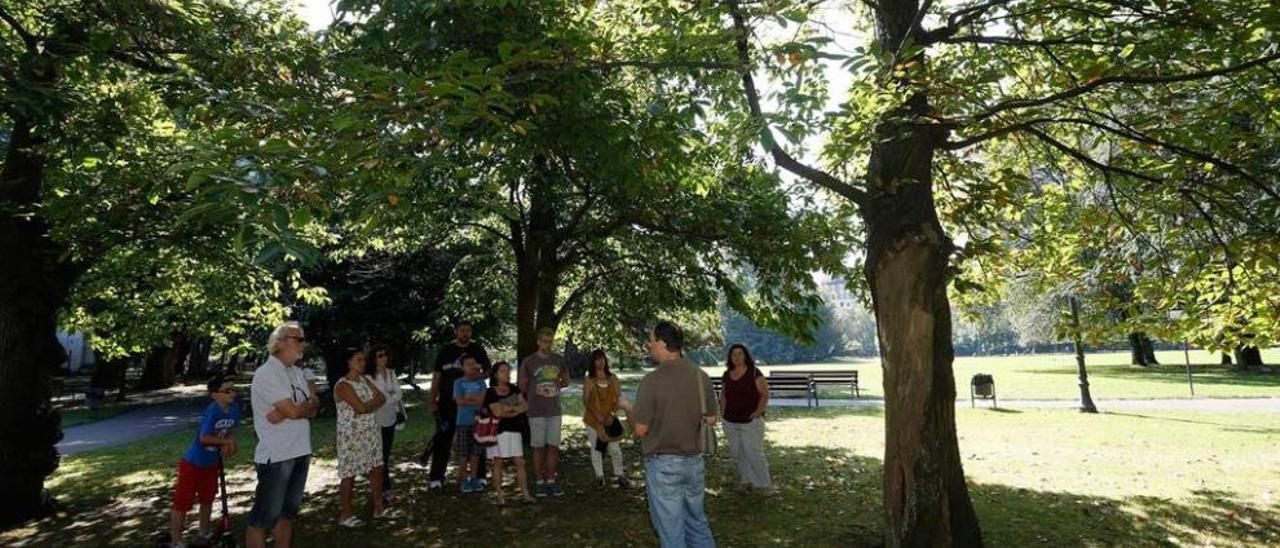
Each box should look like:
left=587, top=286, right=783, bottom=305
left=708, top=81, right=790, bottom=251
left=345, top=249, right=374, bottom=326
left=1106, top=412, right=1280, bottom=435
left=5, top=406, right=1277, bottom=547
left=1031, top=363, right=1280, bottom=390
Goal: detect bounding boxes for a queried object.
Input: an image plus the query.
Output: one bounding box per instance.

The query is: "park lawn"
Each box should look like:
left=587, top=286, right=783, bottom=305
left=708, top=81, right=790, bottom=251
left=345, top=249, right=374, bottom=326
left=672, top=348, right=1280, bottom=401
left=4, top=390, right=1277, bottom=547
left=58, top=403, right=142, bottom=428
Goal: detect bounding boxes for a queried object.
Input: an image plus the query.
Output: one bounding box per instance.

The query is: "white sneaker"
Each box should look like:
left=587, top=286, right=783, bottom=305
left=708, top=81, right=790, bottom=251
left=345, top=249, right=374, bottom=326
left=338, top=516, right=364, bottom=528
left=428, top=480, right=443, bottom=490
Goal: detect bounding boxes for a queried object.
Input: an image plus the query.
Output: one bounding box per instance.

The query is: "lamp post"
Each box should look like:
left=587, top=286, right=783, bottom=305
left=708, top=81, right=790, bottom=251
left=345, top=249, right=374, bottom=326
left=1168, top=310, right=1194, bottom=397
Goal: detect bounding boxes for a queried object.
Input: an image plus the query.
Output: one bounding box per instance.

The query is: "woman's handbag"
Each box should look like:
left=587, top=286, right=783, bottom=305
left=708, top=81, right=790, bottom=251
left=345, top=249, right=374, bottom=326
left=474, top=410, right=499, bottom=446
left=697, top=370, right=717, bottom=455
left=394, top=402, right=407, bottom=428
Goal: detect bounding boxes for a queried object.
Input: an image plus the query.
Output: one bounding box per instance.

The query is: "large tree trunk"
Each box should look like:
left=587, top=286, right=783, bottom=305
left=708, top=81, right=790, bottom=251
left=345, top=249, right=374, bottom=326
left=864, top=4, right=982, bottom=543
left=1128, top=332, right=1158, bottom=366
left=0, top=115, right=70, bottom=524
left=513, top=247, right=542, bottom=362
left=512, top=160, right=558, bottom=362
left=1234, top=346, right=1264, bottom=368
left=863, top=97, right=983, bottom=546
left=137, top=332, right=191, bottom=390
left=186, top=337, right=213, bottom=378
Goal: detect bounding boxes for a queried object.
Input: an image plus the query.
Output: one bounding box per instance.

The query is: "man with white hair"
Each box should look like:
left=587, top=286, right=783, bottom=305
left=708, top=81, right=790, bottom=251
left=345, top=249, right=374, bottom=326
left=246, top=322, right=318, bottom=548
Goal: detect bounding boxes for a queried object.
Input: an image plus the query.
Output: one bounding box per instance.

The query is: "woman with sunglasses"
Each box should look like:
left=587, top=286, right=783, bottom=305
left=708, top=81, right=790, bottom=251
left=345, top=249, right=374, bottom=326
left=369, top=345, right=405, bottom=506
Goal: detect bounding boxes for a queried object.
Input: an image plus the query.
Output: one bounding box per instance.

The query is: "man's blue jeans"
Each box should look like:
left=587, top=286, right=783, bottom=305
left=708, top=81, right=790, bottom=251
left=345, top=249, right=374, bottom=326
left=645, top=454, right=716, bottom=548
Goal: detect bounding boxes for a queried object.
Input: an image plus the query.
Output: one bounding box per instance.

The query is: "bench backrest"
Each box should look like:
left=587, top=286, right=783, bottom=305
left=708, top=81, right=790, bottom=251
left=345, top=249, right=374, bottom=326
left=769, top=370, right=857, bottom=380
left=765, top=377, right=813, bottom=388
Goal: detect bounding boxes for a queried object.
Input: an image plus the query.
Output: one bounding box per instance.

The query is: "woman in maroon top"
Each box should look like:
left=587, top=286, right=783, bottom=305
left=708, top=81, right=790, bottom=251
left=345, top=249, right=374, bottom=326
left=719, top=344, right=772, bottom=492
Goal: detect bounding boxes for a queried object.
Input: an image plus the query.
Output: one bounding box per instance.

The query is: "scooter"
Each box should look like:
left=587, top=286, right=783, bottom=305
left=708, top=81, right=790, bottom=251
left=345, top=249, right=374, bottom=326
left=213, top=453, right=235, bottom=547
left=155, top=454, right=236, bottom=548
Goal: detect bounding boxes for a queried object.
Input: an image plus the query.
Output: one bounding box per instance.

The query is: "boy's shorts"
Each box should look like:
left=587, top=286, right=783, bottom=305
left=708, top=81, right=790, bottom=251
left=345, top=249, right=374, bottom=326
left=454, top=425, right=482, bottom=458
left=528, top=415, right=562, bottom=448
left=172, top=459, right=219, bottom=512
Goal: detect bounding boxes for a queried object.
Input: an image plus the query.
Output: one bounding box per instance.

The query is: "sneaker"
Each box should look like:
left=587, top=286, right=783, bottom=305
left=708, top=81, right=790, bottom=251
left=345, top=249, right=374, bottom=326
left=478, top=477, right=488, bottom=489
left=534, top=483, right=549, bottom=498
left=428, top=480, right=443, bottom=491
left=617, top=476, right=631, bottom=489
left=373, top=508, right=401, bottom=520
left=338, top=516, right=364, bottom=528
left=548, top=481, right=565, bottom=497
left=596, top=476, right=607, bottom=488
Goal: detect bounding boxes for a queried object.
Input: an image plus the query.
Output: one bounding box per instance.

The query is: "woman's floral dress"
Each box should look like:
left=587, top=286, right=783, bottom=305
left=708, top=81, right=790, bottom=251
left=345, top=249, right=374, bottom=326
left=336, top=376, right=383, bottom=479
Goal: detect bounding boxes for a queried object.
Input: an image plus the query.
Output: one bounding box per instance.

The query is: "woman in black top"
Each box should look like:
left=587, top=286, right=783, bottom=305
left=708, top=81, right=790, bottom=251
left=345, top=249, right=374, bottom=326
left=483, top=361, right=535, bottom=505
left=720, top=344, right=772, bottom=492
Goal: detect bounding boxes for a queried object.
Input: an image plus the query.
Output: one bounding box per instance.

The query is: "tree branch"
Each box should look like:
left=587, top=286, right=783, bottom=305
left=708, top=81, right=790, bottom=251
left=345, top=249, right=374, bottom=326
left=0, top=6, right=38, bottom=51
left=920, top=0, right=1015, bottom=43
left=555, top=262, right=636, bottom=320
left=1025, top=127, right=1160, bottom=184
left=105, top=48, right=181, bottom=74
left=1076, top=107, right=1280, bottom=203
left=1179, top=187, right=1237, bottom=287
left=589, top=59, right=738, bottom=72
left=457, top=220, right=512, bottom=245
left=956, top=109, right=1280, bottom=204
left=942, top=117, right=1059, bottom=149
left=727, top=0, right=869, bottom=208
left=968, top=52, right=1280, bottom=122
left=940, top=35, right=1116, bottom=47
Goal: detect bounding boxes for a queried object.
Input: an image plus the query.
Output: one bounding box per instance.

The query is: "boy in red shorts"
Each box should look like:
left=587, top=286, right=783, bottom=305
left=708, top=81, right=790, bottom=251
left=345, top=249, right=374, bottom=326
left=170, top=374, right=240, bottom=547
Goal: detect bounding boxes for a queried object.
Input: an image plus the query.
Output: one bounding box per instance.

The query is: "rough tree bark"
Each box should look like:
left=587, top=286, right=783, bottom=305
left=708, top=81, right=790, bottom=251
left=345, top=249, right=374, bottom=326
left=186, top=337, right=213, bottom=378
left=0, top=111, right=71, bottom=525
left=726, top=0, right=984, bottom=543
left=512, top=160, right=569, bottom=362
left=1128, top=332, right=1159, bottom=366
left=860, top=2, right=985, bottom=545
left=1233, top=346, right=1264, bottom=368
left=137, top=331, right=191, bottom=390
left=863, top=104, right=984, bottom=547
left=513, top=243, right=544, bottom=362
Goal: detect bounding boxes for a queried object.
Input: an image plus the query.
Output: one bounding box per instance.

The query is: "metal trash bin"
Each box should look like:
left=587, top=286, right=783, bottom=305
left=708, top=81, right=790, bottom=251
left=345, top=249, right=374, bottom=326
left=970, top=373, right=996, bottom=408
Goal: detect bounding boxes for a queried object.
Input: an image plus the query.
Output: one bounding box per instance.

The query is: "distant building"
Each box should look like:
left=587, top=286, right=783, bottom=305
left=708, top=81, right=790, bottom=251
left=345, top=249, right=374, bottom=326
left=816, top=274, right=858, bottom=311
left=56, top=331, right=95, bottom=373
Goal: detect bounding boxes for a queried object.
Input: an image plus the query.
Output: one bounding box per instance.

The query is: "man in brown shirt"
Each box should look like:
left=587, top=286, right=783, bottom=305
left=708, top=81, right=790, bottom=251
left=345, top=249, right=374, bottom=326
left=631, top=321, right=718, bottom=548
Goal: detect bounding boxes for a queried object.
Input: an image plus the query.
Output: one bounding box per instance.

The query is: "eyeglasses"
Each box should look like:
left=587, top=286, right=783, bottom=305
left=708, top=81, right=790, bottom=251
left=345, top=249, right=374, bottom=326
left=283, top=335, right=306, bottom=343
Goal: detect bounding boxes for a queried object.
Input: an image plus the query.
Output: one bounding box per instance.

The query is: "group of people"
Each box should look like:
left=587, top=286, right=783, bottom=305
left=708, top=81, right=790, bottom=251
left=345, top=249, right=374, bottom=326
left=166, top=319, right=775, bottom=548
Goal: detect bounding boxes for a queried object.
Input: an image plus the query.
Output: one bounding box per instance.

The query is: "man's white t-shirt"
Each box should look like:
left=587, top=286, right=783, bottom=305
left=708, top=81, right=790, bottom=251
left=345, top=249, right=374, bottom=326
left=251, top=355, right=313, bottom=464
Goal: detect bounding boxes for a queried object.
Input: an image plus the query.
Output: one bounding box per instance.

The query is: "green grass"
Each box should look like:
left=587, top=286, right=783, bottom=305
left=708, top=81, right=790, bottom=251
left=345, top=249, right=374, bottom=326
left=58, top=404, right=143, bottom=428
left=651, top=348, right=1280, bottom=401
left=5, top=388, right=1278, bottom=547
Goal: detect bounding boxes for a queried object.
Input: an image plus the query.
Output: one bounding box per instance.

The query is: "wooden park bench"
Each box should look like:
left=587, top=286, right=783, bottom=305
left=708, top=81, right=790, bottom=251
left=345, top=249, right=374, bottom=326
left=786, top=370, right=861, bottom=403
left=712, top=372, right=818, bottom=408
